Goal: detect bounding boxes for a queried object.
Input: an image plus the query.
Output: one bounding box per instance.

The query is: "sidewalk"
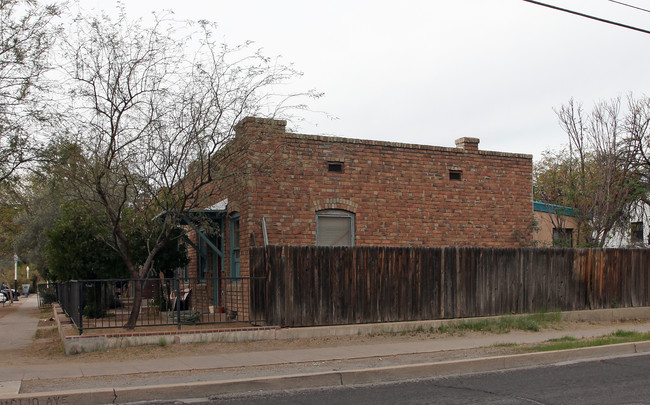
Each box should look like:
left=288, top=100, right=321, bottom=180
left=2, top=300, right=650, bottom=404
left=0, top=293, right=39, bottom=350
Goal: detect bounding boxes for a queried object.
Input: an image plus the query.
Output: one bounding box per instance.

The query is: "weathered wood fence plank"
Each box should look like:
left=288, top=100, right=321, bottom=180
left=249, top=247, right=650, bottom=327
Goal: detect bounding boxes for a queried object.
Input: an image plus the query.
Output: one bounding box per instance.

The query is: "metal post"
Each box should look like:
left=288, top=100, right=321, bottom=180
left=78, top=281, right=84, bottom=335
left=176, top=271, right=181, bottom=329
left=262, top=217, right=269, bottom=246
left=13, top=254, right=18, bottom=301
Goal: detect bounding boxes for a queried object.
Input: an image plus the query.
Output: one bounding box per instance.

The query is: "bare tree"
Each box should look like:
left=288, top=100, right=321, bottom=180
left=0, top=0, right=60, bottom=184
left=541, top=97, right=642, bottom=247
left=624, top=95, right=650, bottom=202
left=58, top=9, right=316, bottom=327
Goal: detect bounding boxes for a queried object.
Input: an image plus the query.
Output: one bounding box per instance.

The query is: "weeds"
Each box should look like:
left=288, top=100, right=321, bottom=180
left=400, top=326, right=426, bottom=336
left=527, top=330, right=650, bottom=352
left=548, top=336, right=578, bottom=343
left=34, top=328, right=59, bottom=339
left=493, top=342, right=518, bottom=347
left=437, top=311, right=562, bottom=335
left=612, top=329, right=636, bottom=338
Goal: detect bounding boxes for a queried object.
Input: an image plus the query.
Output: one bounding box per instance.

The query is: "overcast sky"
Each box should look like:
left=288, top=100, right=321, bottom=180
left=76, top=0, right=650, bottom=161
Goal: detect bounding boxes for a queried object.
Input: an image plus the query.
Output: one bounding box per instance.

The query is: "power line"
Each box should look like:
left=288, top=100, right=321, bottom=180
left=608, top=0, right=650, bottom=14
left=522, top=0, right=650, bottom=35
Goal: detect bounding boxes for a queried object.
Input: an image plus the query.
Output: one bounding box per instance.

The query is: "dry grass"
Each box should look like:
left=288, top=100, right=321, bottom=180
left=38, top=318, right=56, bottom=328
left=0, top=302, right=18, bottom=318
left=25, top=336, right=66, bottom=359
left=35, top=327, right=59, bottom=339
left=40, top=307, right=55, bottom=319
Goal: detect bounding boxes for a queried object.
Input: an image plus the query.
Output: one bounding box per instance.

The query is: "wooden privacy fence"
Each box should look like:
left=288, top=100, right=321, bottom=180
left=249, top=246, right=649, bottom=327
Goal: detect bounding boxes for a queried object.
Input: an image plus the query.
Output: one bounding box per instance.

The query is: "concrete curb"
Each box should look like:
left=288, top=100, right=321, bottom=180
left=4, top=341, right=649, bottom=405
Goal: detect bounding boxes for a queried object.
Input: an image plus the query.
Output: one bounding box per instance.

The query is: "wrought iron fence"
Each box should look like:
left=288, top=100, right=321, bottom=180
left=55, top=276, right=265, bottom=334
left=57, top=281, right=82, bottom=327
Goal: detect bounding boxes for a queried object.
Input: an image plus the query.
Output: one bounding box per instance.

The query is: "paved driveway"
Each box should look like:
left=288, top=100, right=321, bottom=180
left=0, top=295, right=39, bottom=351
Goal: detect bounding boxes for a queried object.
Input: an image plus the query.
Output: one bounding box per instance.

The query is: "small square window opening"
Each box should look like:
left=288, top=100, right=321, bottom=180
left=328, top=162, right=343, bottom=173
left=449, top=170, right=462, bottom=181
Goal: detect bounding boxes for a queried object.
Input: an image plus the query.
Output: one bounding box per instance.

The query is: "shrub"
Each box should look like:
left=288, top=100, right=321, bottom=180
left=83, top=301, right=106, bottom=318
left=41, top=290, right=58, bottom=305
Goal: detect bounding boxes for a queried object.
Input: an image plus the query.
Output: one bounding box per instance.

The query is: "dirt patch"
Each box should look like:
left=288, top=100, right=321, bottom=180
left=2, top=333, right=65, bottom=363
left=6, top=304, right=650, bottom=369
left=38, top=318, right=56, bottom=327
left=0, top=303, right=18, bottom=318
left=34, top=327, right=59, bottom=339
left=12, top=326, right=524, bottom=368
left=7, top=317, right=647, bottom=367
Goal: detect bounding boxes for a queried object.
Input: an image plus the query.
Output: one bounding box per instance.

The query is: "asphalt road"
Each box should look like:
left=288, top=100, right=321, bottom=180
left=176, top=352, right=650, bottom=405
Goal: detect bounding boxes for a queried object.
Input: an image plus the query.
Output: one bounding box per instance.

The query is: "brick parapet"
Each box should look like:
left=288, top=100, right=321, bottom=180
left=281, top=132, right=533, bottom=160
left=233, top=116, right=532, bottom=160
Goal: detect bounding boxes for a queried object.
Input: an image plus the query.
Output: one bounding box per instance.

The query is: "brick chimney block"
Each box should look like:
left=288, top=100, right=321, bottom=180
left=455, top=137, right=480, bottom=151
left=235, top=117, right=287, bottom=138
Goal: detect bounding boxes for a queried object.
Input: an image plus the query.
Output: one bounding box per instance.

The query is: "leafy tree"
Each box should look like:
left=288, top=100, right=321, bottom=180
left=0, top=184, right=22, bottom=266
left=45, top=201, right=127, bottom=280
left=45, top=201, right=188, bottom=281
left=12, top=140, right=83, bottom=277
left=12, top=138, right=189, bottom=281
left=0, top=0, right=61, bottom=184
left=533, top=149, right=587, bottom=246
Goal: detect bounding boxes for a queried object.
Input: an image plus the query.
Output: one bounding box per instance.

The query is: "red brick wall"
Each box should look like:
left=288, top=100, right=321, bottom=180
left=188, top=117, right=533, bottom=317
left=230, top=117, right=533, bottom=254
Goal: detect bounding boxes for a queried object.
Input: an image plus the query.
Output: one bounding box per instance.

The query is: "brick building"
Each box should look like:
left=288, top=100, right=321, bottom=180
left=182, top=117, right=533, bottom=314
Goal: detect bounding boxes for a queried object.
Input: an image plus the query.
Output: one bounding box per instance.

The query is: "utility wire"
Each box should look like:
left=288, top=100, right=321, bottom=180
left=522, top=0, right=650, bottom=35
left=608, top=0, right=650, bottom=14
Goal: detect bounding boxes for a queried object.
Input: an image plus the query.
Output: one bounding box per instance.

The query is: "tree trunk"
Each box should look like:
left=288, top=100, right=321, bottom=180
left=125, top=279, right=142, bottom=328
left=121, top=243, right=165, bottom=328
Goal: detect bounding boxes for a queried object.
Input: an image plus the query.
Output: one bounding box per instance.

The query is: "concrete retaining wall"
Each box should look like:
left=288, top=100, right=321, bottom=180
left=53, top=304, right=650, bottom=355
